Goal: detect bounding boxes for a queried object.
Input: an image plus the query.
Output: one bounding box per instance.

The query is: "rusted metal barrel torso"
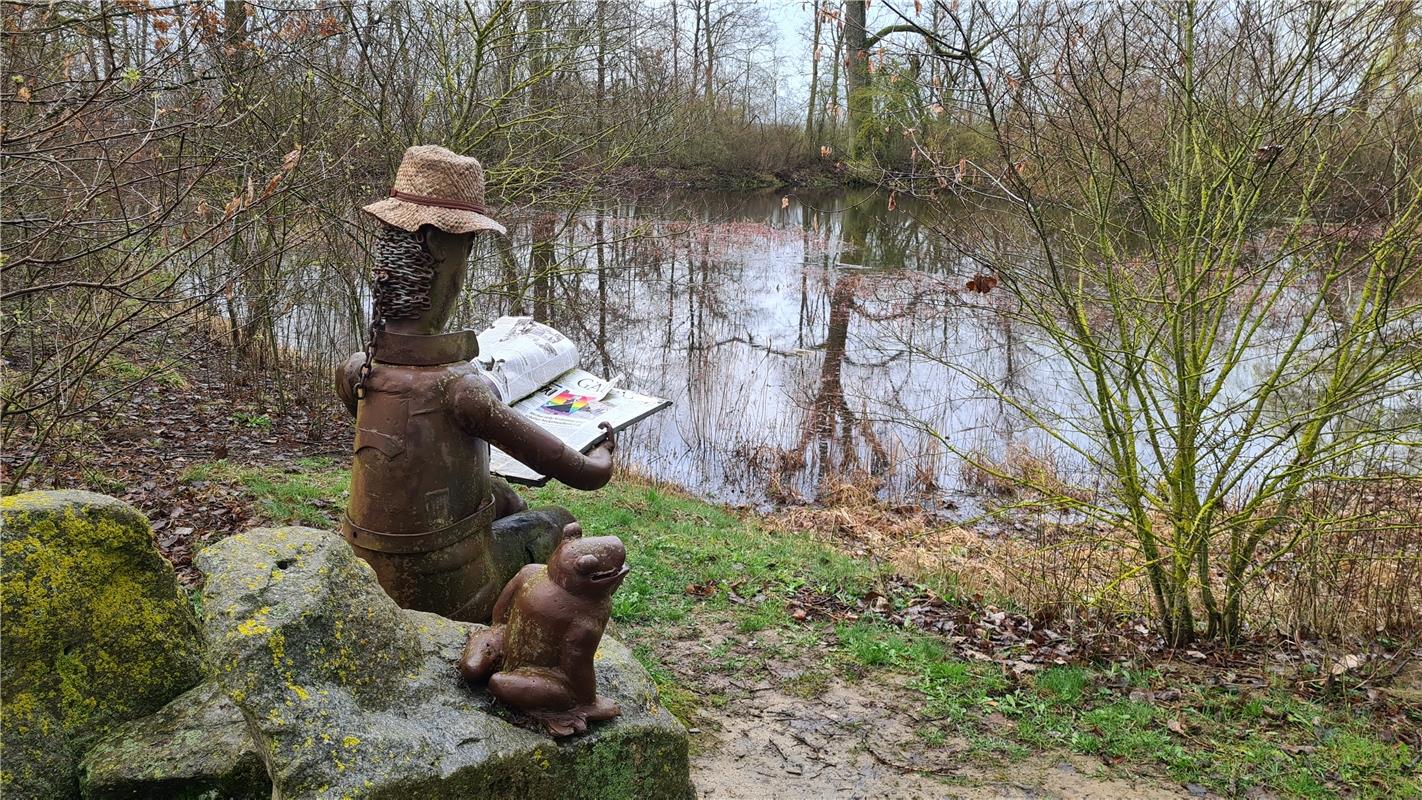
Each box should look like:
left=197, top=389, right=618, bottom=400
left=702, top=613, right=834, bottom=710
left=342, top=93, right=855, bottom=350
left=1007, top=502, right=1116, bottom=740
left=339, top=330, right=502, bottom=621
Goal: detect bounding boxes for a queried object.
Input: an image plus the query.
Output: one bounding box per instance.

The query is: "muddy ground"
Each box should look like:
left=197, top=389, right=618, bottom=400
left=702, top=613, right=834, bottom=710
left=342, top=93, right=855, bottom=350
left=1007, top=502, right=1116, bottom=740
left=656, top=625, right=1205, bottom=800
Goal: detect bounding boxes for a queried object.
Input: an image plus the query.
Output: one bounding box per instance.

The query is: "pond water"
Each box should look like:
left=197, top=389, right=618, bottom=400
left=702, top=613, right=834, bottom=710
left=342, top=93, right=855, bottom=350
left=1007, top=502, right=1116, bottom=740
left=268, top=187, right=1413, bottom=513
left=466, top=187, right=1071, bottom=512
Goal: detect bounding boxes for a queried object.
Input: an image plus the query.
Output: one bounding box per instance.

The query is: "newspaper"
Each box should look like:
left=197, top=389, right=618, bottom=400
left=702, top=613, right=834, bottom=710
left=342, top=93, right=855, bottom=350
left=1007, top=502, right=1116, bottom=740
left=475, top=316, right=580, bottom=404
left=474, top=317, right=671, bottom=485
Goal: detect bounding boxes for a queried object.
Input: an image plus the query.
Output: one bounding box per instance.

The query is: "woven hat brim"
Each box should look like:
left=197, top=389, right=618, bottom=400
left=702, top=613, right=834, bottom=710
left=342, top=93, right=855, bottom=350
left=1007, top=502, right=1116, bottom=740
left=362, top=197, right=507, bottom=236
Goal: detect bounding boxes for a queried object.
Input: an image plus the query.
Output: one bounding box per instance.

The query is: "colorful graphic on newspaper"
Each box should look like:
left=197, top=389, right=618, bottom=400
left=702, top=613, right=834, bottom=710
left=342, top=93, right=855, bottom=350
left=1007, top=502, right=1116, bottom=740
left=490, top=369, right=670, bottom=485
left=541, top=390, right=597, bottom=415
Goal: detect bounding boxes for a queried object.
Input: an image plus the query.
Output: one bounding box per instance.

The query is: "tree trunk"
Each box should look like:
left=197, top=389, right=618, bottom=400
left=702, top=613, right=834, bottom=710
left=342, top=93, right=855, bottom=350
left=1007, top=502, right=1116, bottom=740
left=671, top=0, right=680, bottom=88
left=703, top=0, right=715, bottom=103
left=843, top=0, right=870, bottom=157
left=690, top=0, right=702, bottom=100
left=530, top=215, right=555, bottom=323
left=596, top=0, right=607, bottom=153
left=826, top=4, right=844, bottom=137
left=595, top=212, right=611, bottom=375
left=806, top=2, right=823, bottom=142
left=496, top=232, right=525, bottom=316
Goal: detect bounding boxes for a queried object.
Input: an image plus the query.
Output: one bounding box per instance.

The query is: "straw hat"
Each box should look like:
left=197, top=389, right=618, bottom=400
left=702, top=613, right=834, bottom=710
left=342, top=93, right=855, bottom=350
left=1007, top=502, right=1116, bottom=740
left=361, top=145, right=506, bottom=236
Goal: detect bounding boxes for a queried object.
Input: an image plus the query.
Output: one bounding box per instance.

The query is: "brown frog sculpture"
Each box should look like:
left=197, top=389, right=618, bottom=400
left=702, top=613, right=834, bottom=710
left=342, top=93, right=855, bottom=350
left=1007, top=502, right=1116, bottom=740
left=459, top=523, right=628, bottom=736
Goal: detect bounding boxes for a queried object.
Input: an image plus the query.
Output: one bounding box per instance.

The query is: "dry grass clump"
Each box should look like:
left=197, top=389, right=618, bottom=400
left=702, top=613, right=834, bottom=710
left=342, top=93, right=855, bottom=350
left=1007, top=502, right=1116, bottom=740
left=767, top=491, right=1150, bottom=620
left=1261, top=477, right=1422, bottom=638
left=959, top=443, right=1095, bottom=505
left=769, top=474, right=1422, bottom=640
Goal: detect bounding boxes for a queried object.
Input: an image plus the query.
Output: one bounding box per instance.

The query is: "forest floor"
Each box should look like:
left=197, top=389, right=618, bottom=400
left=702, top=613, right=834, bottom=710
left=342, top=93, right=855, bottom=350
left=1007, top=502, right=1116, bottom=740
left=6, top=349, right=1419, bottom=799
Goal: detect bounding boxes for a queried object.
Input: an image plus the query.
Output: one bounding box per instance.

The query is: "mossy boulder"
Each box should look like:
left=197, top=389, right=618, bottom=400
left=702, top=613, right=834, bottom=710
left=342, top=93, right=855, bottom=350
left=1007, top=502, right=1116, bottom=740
left=1, top=490, right=206, bottom=800
left=78, top=681, right=268, bottom=800
left=198, top=526, right=692, bottom=800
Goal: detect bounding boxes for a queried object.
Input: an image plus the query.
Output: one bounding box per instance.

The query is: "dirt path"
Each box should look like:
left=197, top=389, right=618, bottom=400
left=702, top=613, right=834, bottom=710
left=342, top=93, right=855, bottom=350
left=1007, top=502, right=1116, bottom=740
left=652, top=626, right=1202, bottom=800
left=688, top=681, right=1202, bottom=799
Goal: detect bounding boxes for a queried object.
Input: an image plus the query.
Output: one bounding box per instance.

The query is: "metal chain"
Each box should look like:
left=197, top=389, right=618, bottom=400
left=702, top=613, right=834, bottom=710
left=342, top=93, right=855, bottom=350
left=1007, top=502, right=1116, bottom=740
left=354, top=227, right=436, bottom=400
left=353, top=314, right=382, bottom=400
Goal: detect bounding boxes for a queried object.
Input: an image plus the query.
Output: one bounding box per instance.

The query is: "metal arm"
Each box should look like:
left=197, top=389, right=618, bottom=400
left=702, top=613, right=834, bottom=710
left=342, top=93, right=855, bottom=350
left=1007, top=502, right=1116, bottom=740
left=448, top=373, right=614, bottom=491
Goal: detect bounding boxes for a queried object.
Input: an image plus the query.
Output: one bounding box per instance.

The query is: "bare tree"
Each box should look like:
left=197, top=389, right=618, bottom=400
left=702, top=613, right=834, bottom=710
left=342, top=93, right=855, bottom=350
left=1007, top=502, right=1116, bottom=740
left=883, top=0, right=1422, bottom=644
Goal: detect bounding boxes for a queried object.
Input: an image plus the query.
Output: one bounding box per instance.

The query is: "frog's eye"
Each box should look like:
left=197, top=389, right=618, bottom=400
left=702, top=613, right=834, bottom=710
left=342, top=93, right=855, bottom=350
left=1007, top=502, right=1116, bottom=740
left=576, top=553, right=600, bottom=574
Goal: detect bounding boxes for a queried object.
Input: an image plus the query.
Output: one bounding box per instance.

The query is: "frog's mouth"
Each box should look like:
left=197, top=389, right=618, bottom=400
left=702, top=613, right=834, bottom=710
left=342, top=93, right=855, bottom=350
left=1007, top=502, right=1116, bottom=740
left=588, top=563, right=630, bottom=583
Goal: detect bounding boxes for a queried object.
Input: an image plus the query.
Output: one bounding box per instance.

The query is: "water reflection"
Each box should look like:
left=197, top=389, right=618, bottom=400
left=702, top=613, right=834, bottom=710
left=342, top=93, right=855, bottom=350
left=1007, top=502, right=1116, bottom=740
left=278, top=188, right=1085, bottom=509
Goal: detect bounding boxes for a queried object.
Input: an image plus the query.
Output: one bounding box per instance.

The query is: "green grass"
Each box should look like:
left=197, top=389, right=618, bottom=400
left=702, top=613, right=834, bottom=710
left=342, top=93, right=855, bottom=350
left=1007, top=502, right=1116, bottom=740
left=181, top=457, right=347, bottom=527
left=230, top=411, right=273, bottom=429
left=191, top=472, right=1419, bottom=798
left=99, top=355, right=189, bottom=389
left=528, top=481, right=883, bottom=629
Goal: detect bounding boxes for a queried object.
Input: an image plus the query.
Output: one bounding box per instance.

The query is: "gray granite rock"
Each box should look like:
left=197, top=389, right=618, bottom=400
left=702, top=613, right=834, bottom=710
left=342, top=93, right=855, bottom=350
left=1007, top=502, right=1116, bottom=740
left=1, top=490, right=206, bottom=800
left=197, top=526, right=692, bottom=800
left=78, top=681, right=268, bottom=800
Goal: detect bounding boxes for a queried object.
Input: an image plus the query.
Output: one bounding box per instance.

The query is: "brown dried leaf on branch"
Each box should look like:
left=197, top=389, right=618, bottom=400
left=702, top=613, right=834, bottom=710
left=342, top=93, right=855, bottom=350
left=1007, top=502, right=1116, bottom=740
left=965, top=273, right=998, bottom=293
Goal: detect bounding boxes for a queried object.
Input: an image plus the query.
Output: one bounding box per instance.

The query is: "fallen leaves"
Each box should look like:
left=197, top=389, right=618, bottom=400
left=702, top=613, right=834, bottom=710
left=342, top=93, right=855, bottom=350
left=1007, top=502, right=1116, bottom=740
left=5, top=331, right=348, bottom=586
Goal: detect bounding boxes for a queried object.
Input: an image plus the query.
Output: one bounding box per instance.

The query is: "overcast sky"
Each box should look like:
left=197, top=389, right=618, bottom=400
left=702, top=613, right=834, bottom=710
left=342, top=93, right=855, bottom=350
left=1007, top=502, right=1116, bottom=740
left=761, top=0, right=916, bottom=120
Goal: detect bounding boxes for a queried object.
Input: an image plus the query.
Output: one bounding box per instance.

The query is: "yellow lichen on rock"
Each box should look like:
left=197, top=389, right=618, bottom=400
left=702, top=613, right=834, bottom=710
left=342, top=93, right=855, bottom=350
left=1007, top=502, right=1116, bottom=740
left=1, top=491, right=205, bottom=798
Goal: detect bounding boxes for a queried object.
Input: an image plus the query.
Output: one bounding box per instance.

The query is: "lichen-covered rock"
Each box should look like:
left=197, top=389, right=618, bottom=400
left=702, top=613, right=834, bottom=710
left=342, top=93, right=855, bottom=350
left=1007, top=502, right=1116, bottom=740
left=1, top=490, right=206, bottom=799
left=78, top=680, right=269, bottom=800
left=198, top=526, right=692, bottom=800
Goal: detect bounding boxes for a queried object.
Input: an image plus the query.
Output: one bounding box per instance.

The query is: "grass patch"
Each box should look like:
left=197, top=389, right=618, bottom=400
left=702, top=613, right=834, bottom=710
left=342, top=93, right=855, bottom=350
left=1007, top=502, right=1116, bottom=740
left=230, top=411, right=273, bottom=429
left=529, top=482, right=885, bottom=629
left=181, top=457, right=348, bottom=527
left=99, top=354, right=189, bottom=389
left=783, top=668, right=832, bottom=699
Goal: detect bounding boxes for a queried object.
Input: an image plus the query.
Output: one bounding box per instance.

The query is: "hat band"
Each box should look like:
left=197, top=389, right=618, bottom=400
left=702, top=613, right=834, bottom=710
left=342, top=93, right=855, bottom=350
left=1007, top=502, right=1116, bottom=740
left=389, top=189, right=487, bottom=215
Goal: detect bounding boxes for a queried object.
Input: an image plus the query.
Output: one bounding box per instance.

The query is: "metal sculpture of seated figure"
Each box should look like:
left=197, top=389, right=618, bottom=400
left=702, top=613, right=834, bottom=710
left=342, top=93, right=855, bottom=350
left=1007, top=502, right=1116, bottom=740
left=335, top=145, right=615, bottom=623
left=458, top=523, right=628, bottom=736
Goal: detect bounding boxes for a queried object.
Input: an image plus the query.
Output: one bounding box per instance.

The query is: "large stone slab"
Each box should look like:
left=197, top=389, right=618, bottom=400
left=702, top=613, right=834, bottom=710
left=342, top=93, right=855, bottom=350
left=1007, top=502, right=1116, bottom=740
left=198, top=526, right=692, bottom=800
left=78, top=681, right=269, bottom=800
left=1, top=490, right=206, bottom=800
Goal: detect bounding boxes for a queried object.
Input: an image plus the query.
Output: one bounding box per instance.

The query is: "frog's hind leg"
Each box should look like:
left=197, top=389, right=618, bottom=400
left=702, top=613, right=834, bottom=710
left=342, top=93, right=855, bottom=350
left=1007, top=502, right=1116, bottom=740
left=489, top=668, right=594, bottom=736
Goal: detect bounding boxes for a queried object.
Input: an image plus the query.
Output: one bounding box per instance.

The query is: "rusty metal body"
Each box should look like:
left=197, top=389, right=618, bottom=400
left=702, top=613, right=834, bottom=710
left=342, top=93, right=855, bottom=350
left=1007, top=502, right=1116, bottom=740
left=335, top=326, right=606, bottom=623
left=458, top=523, right=627, bottom=736
left=339, top=330, right=498, bottom=621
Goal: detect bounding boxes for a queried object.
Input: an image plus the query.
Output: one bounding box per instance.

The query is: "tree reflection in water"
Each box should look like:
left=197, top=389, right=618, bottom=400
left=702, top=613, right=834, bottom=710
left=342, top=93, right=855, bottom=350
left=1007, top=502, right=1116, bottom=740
left=292, top=188, right=1043, bottom=511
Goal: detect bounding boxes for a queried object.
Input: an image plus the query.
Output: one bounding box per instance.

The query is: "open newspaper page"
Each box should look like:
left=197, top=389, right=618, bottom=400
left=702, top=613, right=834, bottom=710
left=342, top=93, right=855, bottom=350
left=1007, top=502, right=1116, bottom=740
left=489, top=368, right=671, bottom=485
left=474, top=316, right=580, bottom=404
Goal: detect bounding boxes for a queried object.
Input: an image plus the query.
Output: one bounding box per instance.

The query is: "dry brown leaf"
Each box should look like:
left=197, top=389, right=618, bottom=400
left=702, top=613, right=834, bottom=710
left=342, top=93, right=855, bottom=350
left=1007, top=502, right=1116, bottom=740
left=1330, top=653, right=1366, bottom=676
